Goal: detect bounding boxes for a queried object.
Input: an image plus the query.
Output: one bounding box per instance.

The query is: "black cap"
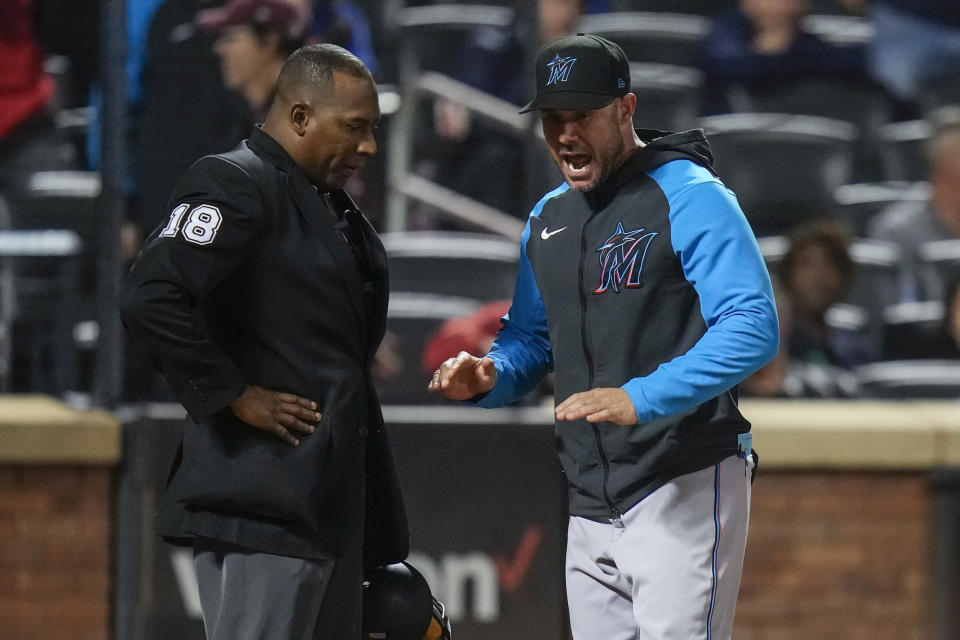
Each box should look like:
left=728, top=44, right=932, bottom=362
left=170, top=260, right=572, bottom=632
left=519, top=33, right=630, bottom=114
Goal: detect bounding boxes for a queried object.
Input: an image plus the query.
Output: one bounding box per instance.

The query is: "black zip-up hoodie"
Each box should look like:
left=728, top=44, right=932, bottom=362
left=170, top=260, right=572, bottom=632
left=472, top=129, right=779, bottom=520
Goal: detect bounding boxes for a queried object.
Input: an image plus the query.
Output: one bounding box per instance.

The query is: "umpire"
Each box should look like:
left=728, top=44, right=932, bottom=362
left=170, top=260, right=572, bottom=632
left=120, top=44, right=407, bottom=639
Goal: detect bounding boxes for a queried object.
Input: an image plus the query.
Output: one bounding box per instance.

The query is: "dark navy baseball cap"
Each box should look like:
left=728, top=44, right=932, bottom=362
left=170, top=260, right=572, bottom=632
left=519, top=33, right=631, bottom=114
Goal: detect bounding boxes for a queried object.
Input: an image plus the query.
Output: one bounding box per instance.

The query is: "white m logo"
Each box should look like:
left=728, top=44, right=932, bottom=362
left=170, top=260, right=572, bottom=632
left=546, top=54, right=577, bottom=85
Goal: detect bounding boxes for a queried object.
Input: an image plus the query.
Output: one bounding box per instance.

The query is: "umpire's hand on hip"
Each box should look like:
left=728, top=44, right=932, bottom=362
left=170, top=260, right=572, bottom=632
left=555, top=388, right=638, bottom=425
left=427, top=351, right=497, bottom=401
left=229, top=385, right=321, bottom=447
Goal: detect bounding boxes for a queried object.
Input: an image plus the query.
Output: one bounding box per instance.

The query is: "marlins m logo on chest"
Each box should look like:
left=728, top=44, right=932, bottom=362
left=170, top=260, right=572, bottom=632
left=546, top=53, right=577, bottom=85
left=594, top=222, right=658, bottom=294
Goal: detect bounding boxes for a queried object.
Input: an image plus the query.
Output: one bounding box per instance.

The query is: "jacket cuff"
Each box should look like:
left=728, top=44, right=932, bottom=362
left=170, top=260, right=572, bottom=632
left=463, top=358, right=508, bottom=408
left=621, top=378, right=650, bottom=424
left=177, top=369, right=248, bottom=424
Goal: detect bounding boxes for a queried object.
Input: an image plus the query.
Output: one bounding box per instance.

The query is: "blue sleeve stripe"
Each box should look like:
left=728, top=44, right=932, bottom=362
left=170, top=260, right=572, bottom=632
left=621, top=161, right=779, bottom=422
left=469, top=183, right=567, bottom=408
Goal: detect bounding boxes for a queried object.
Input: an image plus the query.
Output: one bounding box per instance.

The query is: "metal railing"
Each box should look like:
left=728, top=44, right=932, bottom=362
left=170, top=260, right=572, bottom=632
left=385, top=4, right=539, bottom=236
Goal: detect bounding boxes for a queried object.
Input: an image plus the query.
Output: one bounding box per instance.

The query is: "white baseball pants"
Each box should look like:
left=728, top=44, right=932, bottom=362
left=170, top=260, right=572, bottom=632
left=565, top=454, right=753, bottom=640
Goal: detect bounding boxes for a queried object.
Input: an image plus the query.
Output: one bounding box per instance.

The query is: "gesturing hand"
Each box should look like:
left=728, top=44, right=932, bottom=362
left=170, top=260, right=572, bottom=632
left=555, top=388, right=638, bottom=425
left=229, top=385, right=321, bottom=447
left=427, top=351, right=497, bottom=401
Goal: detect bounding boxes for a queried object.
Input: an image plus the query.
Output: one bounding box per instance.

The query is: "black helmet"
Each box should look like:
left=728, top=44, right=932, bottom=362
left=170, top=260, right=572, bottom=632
left=362, top=562, right=452, bottom=640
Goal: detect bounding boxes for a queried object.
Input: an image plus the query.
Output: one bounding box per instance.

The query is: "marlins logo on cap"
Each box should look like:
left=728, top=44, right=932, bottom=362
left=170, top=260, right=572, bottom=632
left=520, top=33, right=630, bottom=114
left=546, top=54, right=578, bottom=86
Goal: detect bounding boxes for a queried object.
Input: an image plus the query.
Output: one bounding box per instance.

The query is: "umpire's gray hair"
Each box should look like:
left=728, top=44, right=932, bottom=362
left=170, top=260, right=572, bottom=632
left=277, top=43, right=372, bottom=98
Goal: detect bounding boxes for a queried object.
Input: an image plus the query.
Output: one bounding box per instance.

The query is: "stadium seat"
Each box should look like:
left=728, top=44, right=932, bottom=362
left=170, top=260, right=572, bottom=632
left=10, top=170, right=101, bottom=293
left=377, top=292, right=481, bottom=405
left=919, top=239, right=960, bottom=279
left=0, top=228, right=83, bottom=394
left=800, top=14, right=874, bottom=46
left=878, top=120, right=930, bottom=183
left=726, top=77, right=889, bottom=129
left=845, top=239, right=903, bottom=317
left=854, top=360, right=960, bottom=399
left=621, top=0, right=730, bottom=15
left=726, top=76, right=893, bottom=181
left=918, top=239, right=960, bottom=302
left=824, top=302, right=870, bottom=333
left=832, top=181, right=930, bottom=237
left=630, top=63, right=703, bottom=132
left=699, top=113, right=857, bottom=235
left=394, top=4, right=515, bottom=77
left=805, top=2, right=868, bottom=17
left=918, top=79, right=960, bottom=117
left=881, top=301, right=946, bottom=360
left=1, top=171, right=99, bottom=394
left=576, top=12, right=709, bottom=67
left=381, top=231, right=519, bottom=302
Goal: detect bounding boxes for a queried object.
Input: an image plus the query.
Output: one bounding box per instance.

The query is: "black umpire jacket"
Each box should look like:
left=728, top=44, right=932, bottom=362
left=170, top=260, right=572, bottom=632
left=120, top=126, right=408, bottom=564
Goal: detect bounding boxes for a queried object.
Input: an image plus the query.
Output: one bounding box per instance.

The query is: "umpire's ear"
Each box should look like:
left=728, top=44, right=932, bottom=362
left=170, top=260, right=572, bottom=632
left=290, top=102, right=310, bottom=137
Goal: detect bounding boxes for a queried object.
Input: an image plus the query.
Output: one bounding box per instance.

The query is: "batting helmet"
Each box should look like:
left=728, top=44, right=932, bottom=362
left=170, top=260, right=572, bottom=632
left=362, top=562, right=452, bottom=640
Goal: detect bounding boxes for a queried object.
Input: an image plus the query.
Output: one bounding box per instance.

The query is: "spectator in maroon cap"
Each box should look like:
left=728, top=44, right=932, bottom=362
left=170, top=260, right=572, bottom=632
left=422, top=301, right=512, bottom=374
left=198, top=0, right=311, bottom=120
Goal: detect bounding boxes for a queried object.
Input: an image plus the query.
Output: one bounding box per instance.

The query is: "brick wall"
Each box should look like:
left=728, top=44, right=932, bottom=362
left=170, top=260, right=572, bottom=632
left=0, top=461, right=936, bottom=639
left=737, top=471, right=929, bottom=640
left=0, top=465, right=112, bottom=640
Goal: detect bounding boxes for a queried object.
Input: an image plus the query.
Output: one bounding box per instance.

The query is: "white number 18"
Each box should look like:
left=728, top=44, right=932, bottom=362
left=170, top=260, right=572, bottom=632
left=159, top=203, right=223, bottom=245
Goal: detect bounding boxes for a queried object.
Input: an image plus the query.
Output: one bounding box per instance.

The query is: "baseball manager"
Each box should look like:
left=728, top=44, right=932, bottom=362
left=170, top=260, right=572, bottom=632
left=430, top=34, right=779, bottom=640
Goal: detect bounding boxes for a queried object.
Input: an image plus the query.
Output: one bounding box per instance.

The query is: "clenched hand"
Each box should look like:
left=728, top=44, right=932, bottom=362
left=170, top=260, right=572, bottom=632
left=229, top=385, right=321, bottom=446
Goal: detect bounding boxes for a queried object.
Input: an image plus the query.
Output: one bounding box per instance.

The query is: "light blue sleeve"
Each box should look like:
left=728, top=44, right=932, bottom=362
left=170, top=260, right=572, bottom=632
left=467, top=187, right=566, bottom=407
left=621, top=180, right=779, bottom=422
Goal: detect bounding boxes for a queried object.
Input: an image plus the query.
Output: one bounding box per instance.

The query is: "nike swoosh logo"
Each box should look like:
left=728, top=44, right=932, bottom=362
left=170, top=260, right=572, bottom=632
left=540, top=226, right=567, bottom=240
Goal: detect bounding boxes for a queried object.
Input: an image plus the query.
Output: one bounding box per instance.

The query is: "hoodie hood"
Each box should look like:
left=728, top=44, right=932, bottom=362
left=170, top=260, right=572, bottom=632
left=586, top=128, right=717, bottom=210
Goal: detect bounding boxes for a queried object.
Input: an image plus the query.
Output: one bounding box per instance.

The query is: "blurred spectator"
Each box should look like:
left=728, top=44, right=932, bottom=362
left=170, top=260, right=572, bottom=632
left=868, top=106, right=960, bottom=303
left=697, top=0, right=866, bottom=114
left=85, top=0, right=165, bottom=174
left=780, top=220, right=875, bottom=369
left=309, top=1, right=378, bottom=77
left=128, top=0, right=250, bottom=252
left=456, top=0, right=585, bottom=105
left=943, top=274, right=960, bottom=357
left=422, top=300, right=511, bottom=373
left=858, top=0, right=960, bottom=105
left=199, top=0, right=311, bottom=120
left=421, top=299, right=555, bottom=402
left=0, top=0, right=77, bottom=199
left=427, top=0, right=588, bottom=219
left=913, top=273, right=960, bottom=360
left=743, top=221, right=874, bottom=398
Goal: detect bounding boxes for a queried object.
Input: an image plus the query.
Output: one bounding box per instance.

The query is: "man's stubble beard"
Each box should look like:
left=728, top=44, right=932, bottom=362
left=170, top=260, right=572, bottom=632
left=570, top=114, right=626, bottom=193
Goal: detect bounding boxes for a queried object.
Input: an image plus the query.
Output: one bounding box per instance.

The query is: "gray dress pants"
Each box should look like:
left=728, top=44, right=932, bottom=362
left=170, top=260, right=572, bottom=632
left=193, top=537, right=363, bottom=640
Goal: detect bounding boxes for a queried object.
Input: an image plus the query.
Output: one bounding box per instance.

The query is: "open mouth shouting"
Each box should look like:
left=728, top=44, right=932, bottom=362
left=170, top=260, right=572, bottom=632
left=559, top=151, right=596, bottom=187
left=560, top=153, right=593, bottom=181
